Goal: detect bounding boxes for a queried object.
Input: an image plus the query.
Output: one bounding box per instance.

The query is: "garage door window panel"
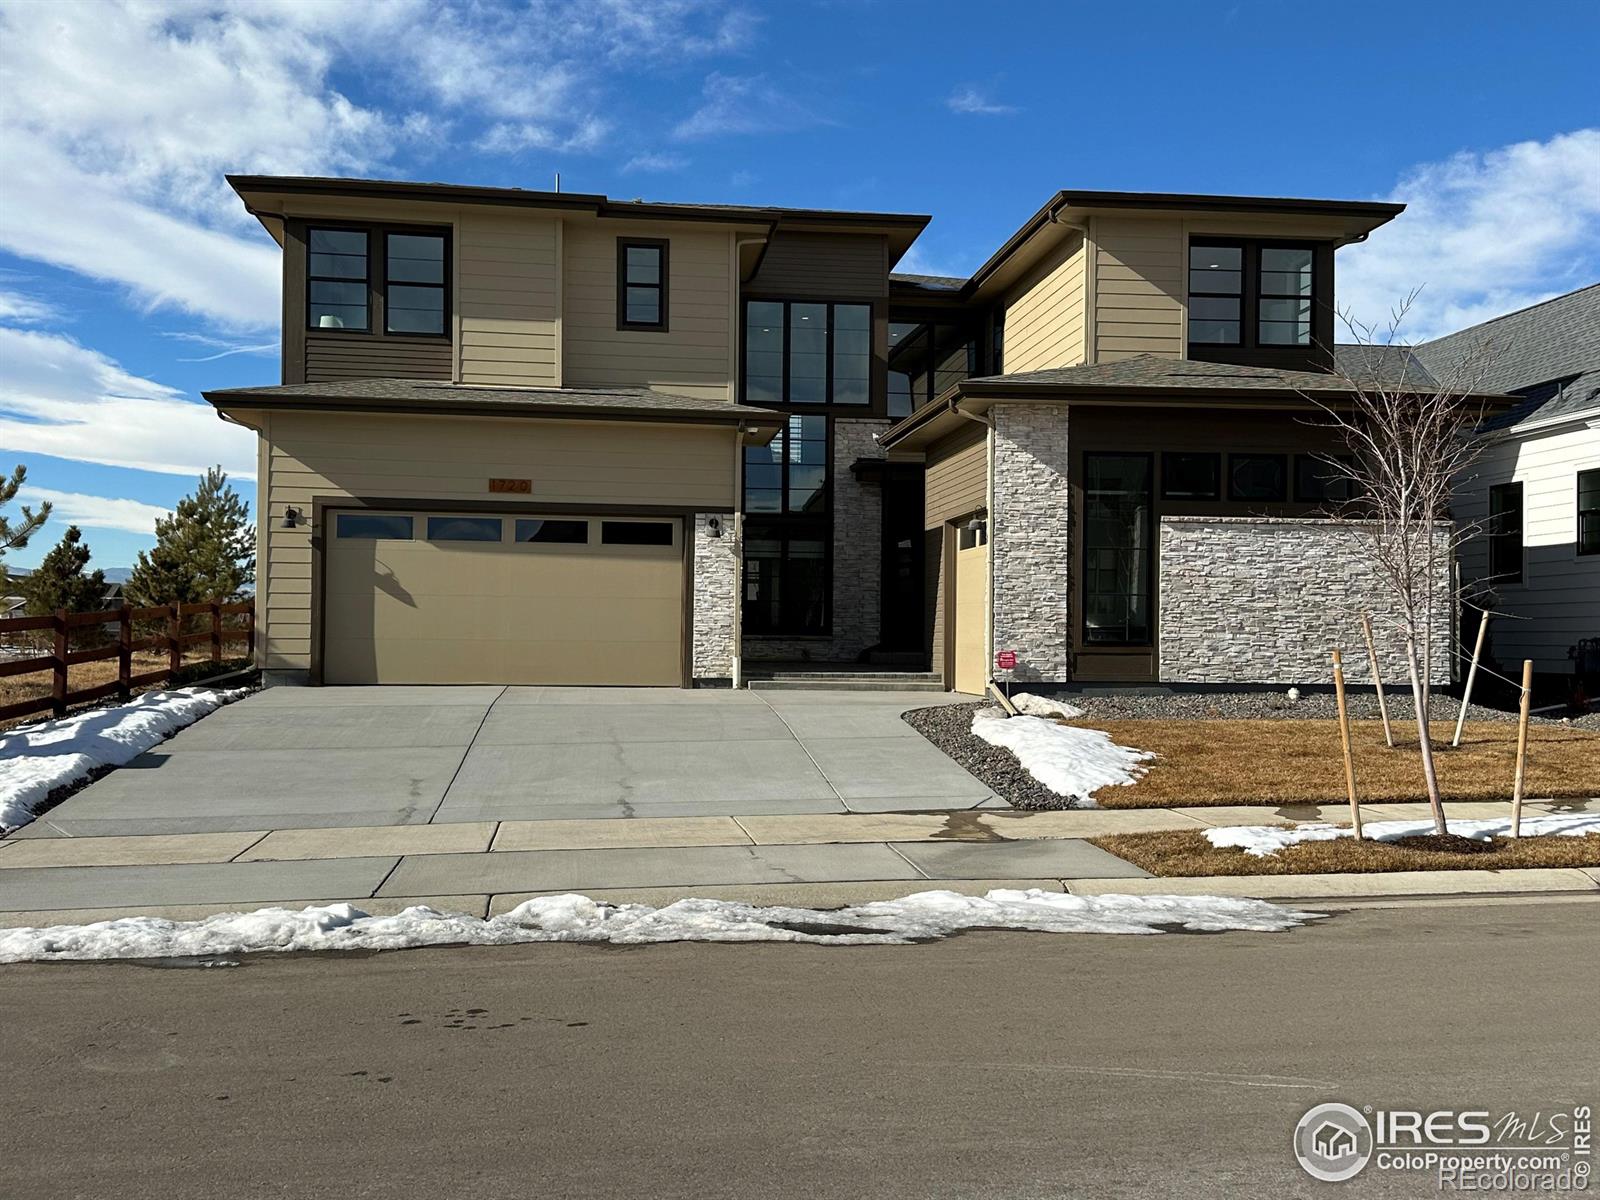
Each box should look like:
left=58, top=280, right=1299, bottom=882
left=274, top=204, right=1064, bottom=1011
left=516, top=518, right=589, bottom=545
left=427, top=516, right=502, bottom=542
left=336, top=513, right=413, bottom=539
left=601, top=521, right=675, bottom=547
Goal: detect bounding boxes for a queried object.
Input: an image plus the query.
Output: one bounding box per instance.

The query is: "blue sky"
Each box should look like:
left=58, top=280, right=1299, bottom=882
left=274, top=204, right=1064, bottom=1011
left=2, top=0, right=1597, bottom=570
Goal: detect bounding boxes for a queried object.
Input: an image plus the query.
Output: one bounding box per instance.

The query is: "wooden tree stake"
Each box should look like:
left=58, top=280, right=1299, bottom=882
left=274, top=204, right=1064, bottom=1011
left=1510, top=659, right=1533, bottom=837
left=1453, top=610, right=1491, bottom=748
left=1360, top=612, right=1394, bottom=748
left=1332, top=649, right=1363, bottom=839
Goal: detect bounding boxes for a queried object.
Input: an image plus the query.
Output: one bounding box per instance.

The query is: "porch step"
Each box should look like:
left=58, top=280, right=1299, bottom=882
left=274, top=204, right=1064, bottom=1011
left=746, top=671, right=945, bottom=692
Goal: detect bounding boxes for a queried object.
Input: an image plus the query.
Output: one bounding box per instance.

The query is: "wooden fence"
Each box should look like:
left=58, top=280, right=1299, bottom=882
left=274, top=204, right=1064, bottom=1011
left=0, top=600, right=254, bottom=724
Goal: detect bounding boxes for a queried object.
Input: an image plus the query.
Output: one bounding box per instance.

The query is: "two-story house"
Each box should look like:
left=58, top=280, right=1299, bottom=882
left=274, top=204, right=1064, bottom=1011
left=206, top=176, right=1506, bottom=692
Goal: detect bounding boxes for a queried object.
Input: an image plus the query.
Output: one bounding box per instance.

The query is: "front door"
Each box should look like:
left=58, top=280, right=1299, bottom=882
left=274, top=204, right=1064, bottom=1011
left=879, top=470, right=925, bottom=650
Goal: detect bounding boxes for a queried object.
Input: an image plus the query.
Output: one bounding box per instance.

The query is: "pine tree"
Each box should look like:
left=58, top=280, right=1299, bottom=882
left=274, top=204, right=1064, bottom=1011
left=126, top=467, right=255, bottom=605
left=22, top=525, right=107, bottom=615
left=0, top=464, right=51, bottom=591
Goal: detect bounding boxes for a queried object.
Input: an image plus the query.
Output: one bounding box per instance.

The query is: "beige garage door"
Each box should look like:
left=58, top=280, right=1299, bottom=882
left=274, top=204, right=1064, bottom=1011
left=323, top=510, right=684, bottom=685
left=953, top=529, right=988, bottom=695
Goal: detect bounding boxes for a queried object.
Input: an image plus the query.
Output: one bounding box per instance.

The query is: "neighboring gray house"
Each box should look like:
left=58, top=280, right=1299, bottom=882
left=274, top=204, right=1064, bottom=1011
left=1412, top=284, right=1599, bottom=690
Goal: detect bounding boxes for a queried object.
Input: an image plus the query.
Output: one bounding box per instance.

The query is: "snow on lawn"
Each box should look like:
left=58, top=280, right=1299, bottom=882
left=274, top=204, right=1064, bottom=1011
left=972, top=708, right=1152, bottom=806
left=1010, top=692, right=1084, bottom=719
left=0, top=687, right=250, bottom=833
left=0, top=889, right=1317, bottom=963
left=1206, top=813, right=1600, bottom=857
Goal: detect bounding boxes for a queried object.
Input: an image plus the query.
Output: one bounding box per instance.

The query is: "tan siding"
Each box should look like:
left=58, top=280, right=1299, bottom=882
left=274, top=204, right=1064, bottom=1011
left=456, top=212, right=559, bottom=386
left=925, top=425, right=987, bottom=527
left=1093, top=216, right=1185, bottom=362
left=1002, top=233, right=1086, bottom=373
left=304, top=332, right=451, bottom=382
left=258, top=410, right=736, bottom=671
left=748, top=231, right=888, bottom=298
left=562, top=222, right=734, bottom=400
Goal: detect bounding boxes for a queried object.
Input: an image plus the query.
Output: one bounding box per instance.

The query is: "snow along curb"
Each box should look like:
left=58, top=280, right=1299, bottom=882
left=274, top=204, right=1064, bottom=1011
left=0, top=889, right=1318, bottom=962
left=0, top=687, right=251, bottom=834
left=1204, top=813, right=1600, bottom=857
left=970, top=707, right=1152, bottom=807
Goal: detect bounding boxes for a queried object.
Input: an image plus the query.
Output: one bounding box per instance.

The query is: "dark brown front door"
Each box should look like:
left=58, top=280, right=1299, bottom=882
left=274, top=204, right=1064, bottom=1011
left=880, top=469, right=925, bottom=651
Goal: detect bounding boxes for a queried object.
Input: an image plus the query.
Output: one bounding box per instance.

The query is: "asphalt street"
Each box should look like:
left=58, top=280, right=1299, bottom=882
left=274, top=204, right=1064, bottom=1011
left=4, top=898, right=1595, bottom=1199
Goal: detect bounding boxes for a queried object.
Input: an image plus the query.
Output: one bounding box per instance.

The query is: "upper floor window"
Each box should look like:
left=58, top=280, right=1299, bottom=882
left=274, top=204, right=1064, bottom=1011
left=1188, top=239, right=1319, bottom=349
left=618, top=240, right=668, bottom=330
left=386, top=232, right=446, bottom=335
left=888, top=320, right=977, bottom=418
left=308, top=228, right=369, bottom=331
left=745, top=300, right=871, bottom=407
left=1580, top=470, right=1600, bottom=557
left=1488, top=482, right=1524, bottom=583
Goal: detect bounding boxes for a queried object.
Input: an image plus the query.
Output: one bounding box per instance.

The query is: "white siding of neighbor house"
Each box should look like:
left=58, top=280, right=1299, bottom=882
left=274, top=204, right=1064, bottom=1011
left=1454, top=415, right=1600, bottom=673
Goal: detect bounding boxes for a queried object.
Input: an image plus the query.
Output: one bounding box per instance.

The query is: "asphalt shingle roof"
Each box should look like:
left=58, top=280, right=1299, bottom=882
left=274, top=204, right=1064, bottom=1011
left=1332, top=344, right=1440, bottom=390
left=968, top=355, right=1404, bottom=394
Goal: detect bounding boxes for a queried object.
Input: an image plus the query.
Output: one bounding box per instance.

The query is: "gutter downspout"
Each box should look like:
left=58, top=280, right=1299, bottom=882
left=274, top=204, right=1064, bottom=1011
left=955, top=402, right=996, bottom=697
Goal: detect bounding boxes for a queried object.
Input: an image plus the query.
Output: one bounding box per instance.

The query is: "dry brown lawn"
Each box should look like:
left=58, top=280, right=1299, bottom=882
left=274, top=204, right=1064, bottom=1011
left=0, top=651, right=250, bottom=731
left=1081, top=719, right=1599, bottom=807
left=1092, top=828, right=1600, bottom=876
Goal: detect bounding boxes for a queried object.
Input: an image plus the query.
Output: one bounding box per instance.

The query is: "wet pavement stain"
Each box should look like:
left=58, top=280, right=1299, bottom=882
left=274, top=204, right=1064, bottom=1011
left=930, top=811, right=1008, bottom=843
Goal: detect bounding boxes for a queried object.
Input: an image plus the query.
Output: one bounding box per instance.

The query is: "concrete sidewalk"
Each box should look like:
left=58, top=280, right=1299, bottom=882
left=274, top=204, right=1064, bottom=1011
left=2, top=799, right=1596, bottom=928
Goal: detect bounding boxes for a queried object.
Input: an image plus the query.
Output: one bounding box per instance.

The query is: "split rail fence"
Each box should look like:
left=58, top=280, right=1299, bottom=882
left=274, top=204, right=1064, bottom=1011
left=0, top=600, right=253, bottom=724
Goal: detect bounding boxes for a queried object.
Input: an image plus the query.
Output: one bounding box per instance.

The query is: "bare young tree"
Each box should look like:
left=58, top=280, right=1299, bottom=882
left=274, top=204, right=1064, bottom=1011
left=1306, top=294, right=1502, bottom=835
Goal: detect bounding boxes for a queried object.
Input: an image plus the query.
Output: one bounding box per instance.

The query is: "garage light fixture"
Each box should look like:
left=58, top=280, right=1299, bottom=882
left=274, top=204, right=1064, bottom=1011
left=283, top=506, right=303, bottom=528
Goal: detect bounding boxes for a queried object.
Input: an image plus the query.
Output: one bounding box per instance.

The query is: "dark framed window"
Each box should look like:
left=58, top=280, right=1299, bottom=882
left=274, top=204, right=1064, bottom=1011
left=617, top=239, right=668, bottom=330
left=385, top=232, right=447, bottom=335
left=336, top=513, right=412, bottom=540
left=743, top=300, right=872, bottom=407
left=1187, top=242, right=1242, bottom=346
left=743, top=415, right=831, bottom=635
left=1259, top=246, right=1314, bottom=345
left=515, top=519, right=588, bottom=545
left=1294, top=454, right=1356, bottom=504
left=1082, top=453, right=1153, bottom=647
left=1228, top=453, right=1288, bottom=502
left=308, top=227, right=369, bottom=331
left=602, top=520, right=675, bottom=546
left=1488, top=482, right=1524, bottom=582
left=887, top=319, right=978, bottom=419
left=1579, top=470, right=1600, bottom=557
left=1160, top=452, right=1221, bottom=501
left=426, top=516, right=501, bottom=542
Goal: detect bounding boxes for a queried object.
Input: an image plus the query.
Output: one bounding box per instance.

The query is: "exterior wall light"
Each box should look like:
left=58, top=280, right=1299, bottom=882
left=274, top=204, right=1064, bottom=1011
left=283, top=506, right=303, bottom=528
left=706, top=515, right=724, bottom=538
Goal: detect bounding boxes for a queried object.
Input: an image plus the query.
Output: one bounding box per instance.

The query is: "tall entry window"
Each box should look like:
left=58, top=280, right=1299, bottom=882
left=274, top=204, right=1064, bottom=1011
left=743, top=415, right=830, bottom=634
left=744, top=301, right=871, bottom=406
left=1082, top=453, right=1153, bottom=646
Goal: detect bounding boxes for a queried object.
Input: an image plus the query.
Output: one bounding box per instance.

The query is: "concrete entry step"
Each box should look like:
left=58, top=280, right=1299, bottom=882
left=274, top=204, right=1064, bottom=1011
left=748, top=677, right=945, bottom=692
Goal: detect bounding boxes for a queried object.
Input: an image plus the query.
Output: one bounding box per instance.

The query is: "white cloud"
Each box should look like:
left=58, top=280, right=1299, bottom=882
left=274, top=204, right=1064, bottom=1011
left=623, top=152, right=690, bottom=174
left=476, top=115, right=612, bottom=156
left=0, top=291, right=60, bottom=325
left=161, top=332, right=279, bottom=364
left=947, top=86, right=1018, bottom=116
left=0, top=327, right=255, bottom=479
left=14, top=488, right=170, bottom=537
left=673, top=73, right=828, bottom=140
left=1338, top=129, right=1600, bottom=342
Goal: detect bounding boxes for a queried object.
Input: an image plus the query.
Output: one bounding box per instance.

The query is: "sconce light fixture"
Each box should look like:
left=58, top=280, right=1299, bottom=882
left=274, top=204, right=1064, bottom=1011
left=707, top=515, right=724, bottom=538
left=283, top=506, right=303, bottom=528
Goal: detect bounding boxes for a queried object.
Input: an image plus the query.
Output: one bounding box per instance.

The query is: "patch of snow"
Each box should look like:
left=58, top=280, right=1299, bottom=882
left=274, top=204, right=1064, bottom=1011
left=971, top=709, right=1152, bottom=806
left=0, top=890, right=1318, bottom=962
left=1010, top=692, right=1084, bottom=720
left=1205, top=813, right=1600, bottom=857
left=0, top=687, right=250, bottom=833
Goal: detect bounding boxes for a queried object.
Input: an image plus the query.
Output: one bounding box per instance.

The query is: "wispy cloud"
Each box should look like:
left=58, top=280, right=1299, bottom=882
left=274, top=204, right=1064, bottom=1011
left=161, top=332, right=280, bottom=363
left=623, top=151, right=690, bottom=174
left=1338, top=128, right=1600, bottom=341
left=0, top=290, right=60, bottom=326
left=0, top=327, right=255, bottom=479
left=15, top=488, right=170, bottom=537
left=947, top=86, right=1019, bottom=116
left=673, top=73, right=828, bottom=140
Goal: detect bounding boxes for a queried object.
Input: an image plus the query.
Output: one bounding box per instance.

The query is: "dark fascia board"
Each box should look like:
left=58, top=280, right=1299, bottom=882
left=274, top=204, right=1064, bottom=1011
left=226, top=174, right=930, bottom=234
left=960, top=189, right=1408, bottom=299
left=203, top=389, right=786, bottom=434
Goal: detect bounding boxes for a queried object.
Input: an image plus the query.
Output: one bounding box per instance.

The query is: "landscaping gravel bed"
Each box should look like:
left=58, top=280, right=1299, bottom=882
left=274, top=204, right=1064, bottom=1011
left=1044, top=689, right=1599, bottom=727
left=903, top=702, right=1082, bottom=810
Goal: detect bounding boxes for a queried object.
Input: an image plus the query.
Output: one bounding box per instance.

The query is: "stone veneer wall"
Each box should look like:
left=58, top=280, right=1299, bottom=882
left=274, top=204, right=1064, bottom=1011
left=743, top=417, right=887, bottom=663
left=691, top=512, right=736, bottom=681
left=991, top=405, right=1072, bottom=683
left=1158, top=517, right=1454, bottom=685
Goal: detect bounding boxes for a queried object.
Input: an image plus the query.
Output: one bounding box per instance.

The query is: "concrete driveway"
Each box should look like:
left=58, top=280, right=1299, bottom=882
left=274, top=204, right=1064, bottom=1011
left=18, top=686, right=998, bottom=838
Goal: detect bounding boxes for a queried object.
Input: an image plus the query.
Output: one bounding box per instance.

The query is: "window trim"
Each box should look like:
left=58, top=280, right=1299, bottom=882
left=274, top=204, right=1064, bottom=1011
left=1226, top=452, right=1290, bottom=503
left=383, top=229, right=450, bottom=339
left=1488, top=481, right=1525, bottom=584
left=1579, top=469, right=1600, bottom=558
left=306, top=224, right=372, bottom=335
left=741, top=297, right=877, bottom=410
left=617, top=238, right=669, bottom=332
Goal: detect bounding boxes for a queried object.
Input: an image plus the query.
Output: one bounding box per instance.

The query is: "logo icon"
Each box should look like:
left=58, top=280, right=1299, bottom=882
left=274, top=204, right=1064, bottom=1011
left=1294, top=1103, right=1374, bottom=1182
